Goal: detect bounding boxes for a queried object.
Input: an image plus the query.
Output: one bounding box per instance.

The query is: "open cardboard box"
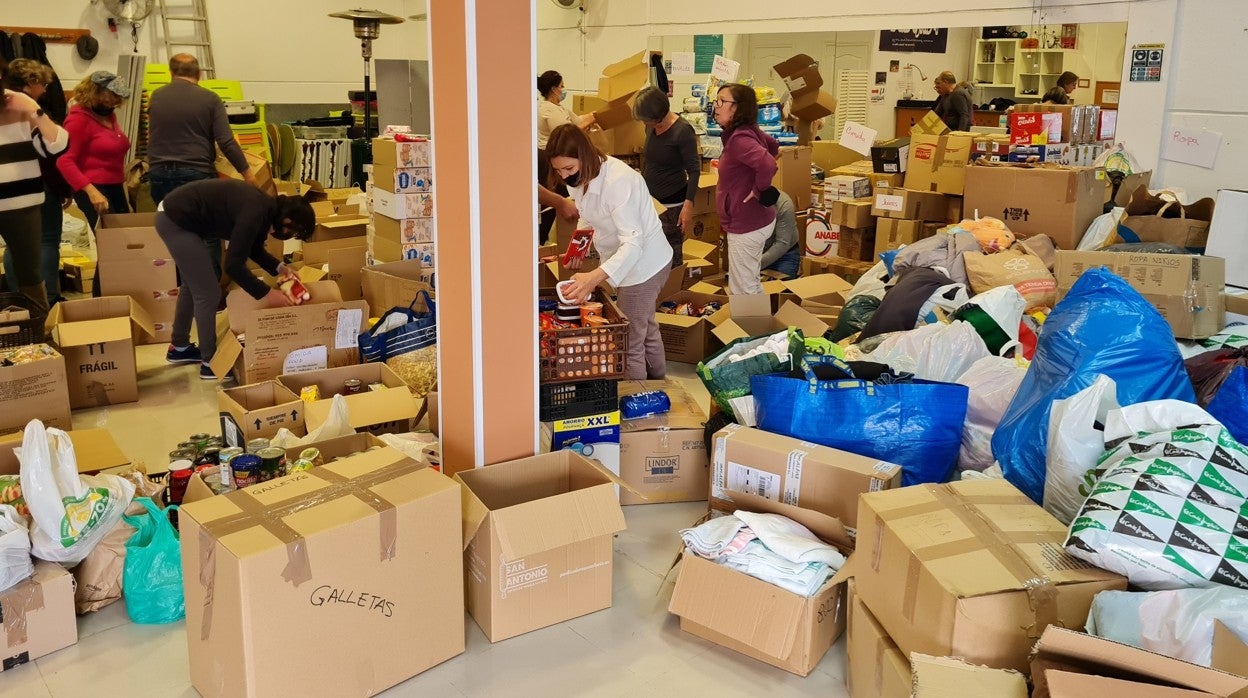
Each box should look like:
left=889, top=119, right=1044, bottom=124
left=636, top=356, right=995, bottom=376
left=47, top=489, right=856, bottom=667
left=95, top=212, right=178, bottom=344
left=617, top=379, right=708, bottom=505
left=218, top=380, right=306, bottom=448
left=45, top=296, right=155, bottom=409
left=911, top=654, right=1028, bottom=697
left=709, top=295, right=830, bottom=345
left=0, top=561, right=77, bottom=674
left=846, top=580, right=911, bottom=698
left=655, top=289, right=728, bottom=364
left=277, top=363, right=419, bottom=436
left=583, top=51, right=649, bottom=155
left=281, top=432, right=389, bottom=463
left=0, top=347, right=71, bottom=435
left=361, top=259, right=434, bottom=316
left=0, top=428, right=128, bottom=475
left=773, top=54, right=838, bottom=145
left=781, top=273, right=853, bottom=308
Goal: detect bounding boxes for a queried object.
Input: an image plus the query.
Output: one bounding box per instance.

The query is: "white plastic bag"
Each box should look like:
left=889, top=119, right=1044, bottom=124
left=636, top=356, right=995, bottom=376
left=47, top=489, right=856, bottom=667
left=957, top=285, right=1027, bottom=357
left=270, top=394, right=356, bottom=449
left=19, top=421, right=135, bottom=565
left=0, top=504, right=33, bottom=592
left=865, top=321, right=990, bottom=383
left=1077, top=207, right=1125, bottom=250
left=956, top=356, right=1028, bottom=471
left=1044, top=375, right=1119, bottom=524
left=1089, top=588, right=1248, bottom=668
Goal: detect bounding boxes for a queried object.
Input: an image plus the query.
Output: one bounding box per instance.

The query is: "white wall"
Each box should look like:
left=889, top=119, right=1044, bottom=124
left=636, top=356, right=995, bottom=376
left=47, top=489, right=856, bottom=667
left=867, top=28, right=975, bottom=135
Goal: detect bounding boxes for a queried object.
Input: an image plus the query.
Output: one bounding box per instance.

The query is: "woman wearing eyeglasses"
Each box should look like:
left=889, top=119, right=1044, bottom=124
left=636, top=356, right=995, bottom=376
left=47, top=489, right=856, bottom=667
left=712, top=83, right=780, bottom=296
left=545, top=123, right=672, bottom=380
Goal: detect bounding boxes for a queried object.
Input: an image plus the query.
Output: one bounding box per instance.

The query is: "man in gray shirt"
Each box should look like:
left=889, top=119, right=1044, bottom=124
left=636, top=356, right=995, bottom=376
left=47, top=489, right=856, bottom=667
left=761, top=192, right=800, bottom=279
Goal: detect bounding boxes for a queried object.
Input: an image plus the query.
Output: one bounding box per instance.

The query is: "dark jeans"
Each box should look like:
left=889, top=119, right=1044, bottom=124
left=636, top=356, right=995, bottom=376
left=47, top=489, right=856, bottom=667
left=3, top=189, right=62, bottom=299
left=150, top=167, right=222, bottom=281
left=155, top=211, right=220, bottom=361
left=764, top=245, right=801, bottom=280
left=74, top=183, right=129, bottom=297
left=659, top=205, right=684, bottom=268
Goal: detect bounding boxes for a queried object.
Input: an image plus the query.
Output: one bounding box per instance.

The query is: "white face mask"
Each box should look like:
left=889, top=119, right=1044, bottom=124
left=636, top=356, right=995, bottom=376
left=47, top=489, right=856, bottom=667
left=560, top=88, right=567, bottom=101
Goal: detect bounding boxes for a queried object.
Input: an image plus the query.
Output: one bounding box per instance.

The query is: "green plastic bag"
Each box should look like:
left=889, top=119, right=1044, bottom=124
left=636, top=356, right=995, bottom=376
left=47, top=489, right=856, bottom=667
left=122, top=497, right=185, bottom=624
left=696, top=328, right=804, bottom=421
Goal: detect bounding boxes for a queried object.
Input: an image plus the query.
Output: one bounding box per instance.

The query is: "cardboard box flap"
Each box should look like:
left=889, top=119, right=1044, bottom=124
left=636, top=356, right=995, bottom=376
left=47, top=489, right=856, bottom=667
left=226, top=280, right=344, bottom=335
left=51, top=315, right=133, bottom=346
left=209, top=311, right=242, bottom=380
left=782, top=273, right=853, bottom=305
left=491, top=483, right=626, bottom=561
left=1213, top=622, right=1248, bottom=677
left=913, top=110, right=952, bottom=137
left=911, top=654, right=1028, bottom=697
left=306, top=385, right=418, bottom=430
left=1045, top=670, right=1218, bottom=698
left=459, top=482, right=493, bottom=552
left=598, top=50, right=649, bottom=101
left=728, top=490, right=854, bottom=553
left=46, top=296, right=156, bottom=343
left=668, top=553, right=805, bottom=660
left=682, top=238, right=718, bottom=261
left=773, top=301, right=831, bottom=340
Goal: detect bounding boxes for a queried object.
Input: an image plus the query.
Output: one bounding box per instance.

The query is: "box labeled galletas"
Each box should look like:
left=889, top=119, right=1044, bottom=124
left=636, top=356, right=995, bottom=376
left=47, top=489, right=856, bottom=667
left=617, top=379, right=708, bottom=505
left=0, top=561, right=77, bottom=673
left=845, top=479, right=1127, bottom=673
left=218, top=380, right=306, bottom=447
left=456, top=451, right=627, bottom=642
left=180, top=449, right=462, bottom=697
left=871, top=188, right=949, bottom=221
left=45, top=296, right=155, bottom=409
left=277, top=363, right=418, bottom=436
left=0, top=345, right=71, bottom=435
left=372, top=166, right=432, bottom=194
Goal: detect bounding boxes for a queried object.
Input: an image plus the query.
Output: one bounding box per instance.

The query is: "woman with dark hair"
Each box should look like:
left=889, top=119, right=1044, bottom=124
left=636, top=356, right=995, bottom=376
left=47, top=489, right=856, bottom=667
left=156, top=179, right=317, bottom=380
left=536, top=70, right=595, bottom=239
left=546, top=123, right=671, bottom=380
left=1057, top=71, right=1080, bottom=99
left=633, top=85, right=698, bottom=267
left=1041, top=86, right=1070, bottom=105
left=713, top=83, right=779, bottom=295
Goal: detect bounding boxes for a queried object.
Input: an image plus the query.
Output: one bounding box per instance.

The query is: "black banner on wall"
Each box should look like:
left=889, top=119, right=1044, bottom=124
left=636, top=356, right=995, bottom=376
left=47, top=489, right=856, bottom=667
left=879, top=29, right=949, bottom=53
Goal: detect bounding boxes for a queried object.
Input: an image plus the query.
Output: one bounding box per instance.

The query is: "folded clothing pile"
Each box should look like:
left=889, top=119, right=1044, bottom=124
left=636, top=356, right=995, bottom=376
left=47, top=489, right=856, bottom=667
left=679, top=510, right=845, bottom=597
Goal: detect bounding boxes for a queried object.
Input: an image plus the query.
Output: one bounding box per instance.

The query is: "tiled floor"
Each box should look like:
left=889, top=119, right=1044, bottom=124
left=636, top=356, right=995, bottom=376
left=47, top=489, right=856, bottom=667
left=1, top=348, right=850, bottom=697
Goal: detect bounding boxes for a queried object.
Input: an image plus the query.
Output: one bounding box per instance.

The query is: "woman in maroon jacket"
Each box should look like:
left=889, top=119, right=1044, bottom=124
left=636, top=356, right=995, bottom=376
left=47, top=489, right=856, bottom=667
left=713, top=83, right=779, bottom=295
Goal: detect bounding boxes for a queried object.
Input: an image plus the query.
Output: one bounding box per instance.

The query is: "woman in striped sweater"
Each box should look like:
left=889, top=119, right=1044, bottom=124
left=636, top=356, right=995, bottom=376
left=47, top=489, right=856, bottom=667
left=1, top=86, right=68, bottom=310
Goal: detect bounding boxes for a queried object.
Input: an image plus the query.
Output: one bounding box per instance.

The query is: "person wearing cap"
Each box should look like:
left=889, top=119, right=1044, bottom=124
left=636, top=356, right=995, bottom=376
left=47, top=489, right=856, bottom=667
left=1, top=59, right=67, bottom=304
left=156, top=179, right=316, bottom=380
left=0, top=66, right=68, bottom=310
left=634, top=86, right=699, bottom=268
left=59, top=71, right=131, bottom=230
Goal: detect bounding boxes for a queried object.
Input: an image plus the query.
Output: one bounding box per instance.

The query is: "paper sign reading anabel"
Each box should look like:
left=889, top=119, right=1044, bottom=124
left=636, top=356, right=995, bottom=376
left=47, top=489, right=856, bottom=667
left=839, top=121, right=878, bottom=157
left=283, top=346, right=328, bottom=374
left=1162, top=126, right=1223, bottom=169
left=710, top=55, right=740, bottom=83
left=874, top=194, right=904, bottom=213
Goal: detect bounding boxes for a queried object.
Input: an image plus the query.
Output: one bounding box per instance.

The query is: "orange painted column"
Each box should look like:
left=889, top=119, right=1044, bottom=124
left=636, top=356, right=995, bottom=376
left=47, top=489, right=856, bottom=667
left=428, top=0, right=538, bottom=473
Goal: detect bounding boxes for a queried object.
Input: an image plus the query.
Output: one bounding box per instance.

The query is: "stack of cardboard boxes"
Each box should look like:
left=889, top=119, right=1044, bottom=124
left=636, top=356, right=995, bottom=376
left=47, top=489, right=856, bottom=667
left=369, top=137, right=436, bottom=283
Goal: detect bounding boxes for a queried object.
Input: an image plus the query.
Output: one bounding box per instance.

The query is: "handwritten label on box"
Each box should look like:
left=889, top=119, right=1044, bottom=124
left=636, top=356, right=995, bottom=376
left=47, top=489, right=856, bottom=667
left=839, top=121, right=878, bottom=156
left=875, top=194, right=904, bottom=213
left=1162, top=127, right=1223, bottom=169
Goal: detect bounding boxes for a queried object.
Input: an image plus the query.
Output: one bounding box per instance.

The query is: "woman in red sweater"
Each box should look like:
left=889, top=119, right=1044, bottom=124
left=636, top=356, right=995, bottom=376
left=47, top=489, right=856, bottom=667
left=58, top=71, right=131, bottom=233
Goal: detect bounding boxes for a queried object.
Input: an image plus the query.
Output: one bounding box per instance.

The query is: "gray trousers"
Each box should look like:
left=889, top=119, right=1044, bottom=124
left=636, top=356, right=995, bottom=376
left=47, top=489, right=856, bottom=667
left=155, top=212, right=220, bottom=361
left=615, top=265, right=669, bottom=379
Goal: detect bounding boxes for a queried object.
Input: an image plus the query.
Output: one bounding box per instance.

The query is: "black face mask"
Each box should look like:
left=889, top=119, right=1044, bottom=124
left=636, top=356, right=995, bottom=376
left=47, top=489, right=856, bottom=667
left=91, top=104, right=115, bottom=117
left=563, top=172, right=581, bottom=187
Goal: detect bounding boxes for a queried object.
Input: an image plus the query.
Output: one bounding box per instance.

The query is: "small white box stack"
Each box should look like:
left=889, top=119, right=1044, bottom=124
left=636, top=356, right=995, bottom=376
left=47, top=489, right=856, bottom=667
left=368, top=136, right=437, bottom=287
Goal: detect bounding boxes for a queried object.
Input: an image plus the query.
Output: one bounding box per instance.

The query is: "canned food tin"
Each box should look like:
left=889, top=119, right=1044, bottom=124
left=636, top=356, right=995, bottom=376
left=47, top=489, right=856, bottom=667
left=218, top=447, right=244, bottom=489
left=168, top=459, right=194, bottom=504
left=231, top=454, right=261, bottom=489
left=189, top=433, right=212, bottom=451
left=246, top=437, right=271, bottom=454
left=343, top=379, right=363, bottom=395
left=298, top=447, right=323, bottom=468
left=256, top=447, right=286, bottom=481
left=289, top=458, right=314, bottom=472
left=177, top=440, right=199, bottom=454
left=170, top=448, right=195, bottom=464
left=202, top=471, right=231, bottom=496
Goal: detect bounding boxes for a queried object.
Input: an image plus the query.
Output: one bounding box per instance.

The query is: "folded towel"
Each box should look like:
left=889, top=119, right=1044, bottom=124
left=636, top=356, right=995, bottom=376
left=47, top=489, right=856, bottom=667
left=734, top=510, right=846, bottom=569
left=719, top=540, right=832, bottom=597
left=680, top=515, right=747, bottom=559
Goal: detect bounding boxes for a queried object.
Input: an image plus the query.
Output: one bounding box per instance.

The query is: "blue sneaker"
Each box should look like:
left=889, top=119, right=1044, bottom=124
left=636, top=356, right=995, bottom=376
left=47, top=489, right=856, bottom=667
left=167, top=344, right=202, bottom=364
left=199, top=363, right=219, bottom=381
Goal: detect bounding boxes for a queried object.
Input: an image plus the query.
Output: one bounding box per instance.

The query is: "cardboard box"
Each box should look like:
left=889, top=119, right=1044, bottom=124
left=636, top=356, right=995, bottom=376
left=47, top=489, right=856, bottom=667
left=277, top=363, right=418, bottom=436
left=836, top=226, right=876, bottom=262
left=868, top=172, right=905, bottom=189
left=963, top=163, right=1104, bottom=249
left=845, top=479, right=1127, bottom=673
left=0, top=347, right=71, bottom=434
left=656, top=290, right=727, bottom=364
left=911, top=654, right=1028, bottom=697
left=871, top=188, right=949, bottom=221
left=1053, top=251, right=1225, bottom=339
left=180, top=449, right=462, bottom=697
left=45, top=296, right=154, bottom=409
left=361, top=260, right=434, bottom=316
left=709, top=296, right=830, bottom=345
left=1212, top=621, right=1248, bottom=678
left=688, top=211, right=722, bottom=243
left=372, top=166, right=432, bottom=194
left=829, top=198, right=875, bottom=229
left=61, top=258, right=95, bottom=293
left=708, top=425, right=902, bottom=531
left=973, top=133, right=1013, bottom=162
left=668, top=550, right=845, bottom=676
left=372, top=233, right=435, bottom=267
left=679, top=238, right=723, bottom=287
left=282, top=432, right=389, bottom=464
left=371, top=188, right=434, bottom=220
left=218, top=381, right=306, bottom=448
left=824, top=176, right=871, bottom=201
left=0, top=561, right=77, bottom=673
left=905, top=132, right=975, bottom=196
left=617, top=379, right=707, bottom=505
left=301, top=214, right=368, bottom=264
left=371, top=137, right=432, bottom=168
left=373, top=213, right=434, bottom=246
left=812, top=143, right=862, bottom=173
left=871, top=138, right=909, bottom=174
left=1009, top=112, right=1050, bottom=145
left=781, top=273, right=853, bottom=308
left=456, top=451, right=627, bottom=642
left=947, top=195, right=963, bottom=223
left=874, top=218, right=929, bottom=257
left=321, top=245, right=367, bottom=301
left=690, top=173, right=718, bottom=215
left=214, top=148, right=276, bottom=197
left=0, top=428, right=128, bottom=475
left=773, top=146, right=813, bottom=218
left=95, top=212, right=178, bottom=344
left=1030, top=627, right=1248, bottom=698
left=846, top=583, right=910, bottom=698
left=1206, top=189, right=1248, bottom=290
left=210, top=281, right=369, bottom=384
left=596, top=50, right=648, bottom=102
left=587, top=123, right=647, bottom=157
left=773, top=53, right=838, bottom=123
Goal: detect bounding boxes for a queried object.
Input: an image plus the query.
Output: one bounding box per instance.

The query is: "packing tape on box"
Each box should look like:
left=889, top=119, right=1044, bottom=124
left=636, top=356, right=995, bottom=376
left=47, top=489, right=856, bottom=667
left=0, top=573, right=45, bottom=647
left=874, top=635, right=889, bottom=695
left=195, top=458, right=422, bottom=640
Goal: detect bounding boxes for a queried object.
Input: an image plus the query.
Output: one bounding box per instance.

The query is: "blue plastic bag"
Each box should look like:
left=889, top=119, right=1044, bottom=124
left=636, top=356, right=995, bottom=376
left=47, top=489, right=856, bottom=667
left=991, top=268, right=1196, bottom=503
left=122, top=497, right=185, bottom=624
left=752, top=356, right=969, bottom=486
left=1207, top=366, right=1248, bottom=444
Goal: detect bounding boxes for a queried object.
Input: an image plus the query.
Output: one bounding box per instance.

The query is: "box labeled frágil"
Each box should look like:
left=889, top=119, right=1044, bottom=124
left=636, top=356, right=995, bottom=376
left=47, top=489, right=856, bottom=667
left=871, top=188, right=949, bottom=221
left=0, top=561, right=77, bottom=673
left=218, top=380, right=306, bottom=447
left=1053, top=251, right=1225, bottom=339
left=180, top=450, right=462, bottom=697
left=618, top=379, right=707, bottom=505
left=45, top=296, right=155, bottom=409
left=456, top=451, right=627, bottom=642
left=277, top=363, right=418, bottom=436
left=0, top=346, right=71, bottom=435
left=905, top=132, right=975, bottom=196
left=656, top=290, right=727, bottom=364
left=95, top=212, right=178, bottom=344
left=963, top=163, right=1104, bottom=250
left=844, top=479, right=1127, bottom=673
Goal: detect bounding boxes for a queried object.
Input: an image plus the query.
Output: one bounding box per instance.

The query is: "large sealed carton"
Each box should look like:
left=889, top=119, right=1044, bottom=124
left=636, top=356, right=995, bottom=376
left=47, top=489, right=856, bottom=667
left=773, top=146, right=814, bottom=215
left=0, top=346, right=71, bottom=434
left=45, top=296, right=155, bottom=409
left=95, top=212, right=178, bottom=343
left=372, top=165, right=432, bottom=194
left=963, top=163, right=1104, bottom=249
left=371, top=136, right=432, bottom=169
left=905, top=132, right=976, bottom=196
left=830, top=197, right=876, bottom=229
left=709, top=425, right=903, bottom=531
left=871, top=138, right=910, bottom=174
left=1053, top=251, right=1225, bottom=339
left=456, top=451, right=627, bottom=642
left=277, top=363, right=418, bottom=436
left=655, top=290, right=727, bottom=363
left=617, top=379, right=707, bottom=505
left=837, top=226, right=877, bottom=262
left=846, top=582, right=910, bottom=698
left=218, top=381, right=306, bottom=447
left=871, top=188, right=949, bottom=221
left=180, top=449, right=463, bottom=697
left=1030, top=626, right=1248, bottom=698
left=0, top=561, right=77, bottom=673
left=875, top=218, right=929, bottom=257
left=845, top=479, right=1127, bottom=673
left=371, top=187, right=434, bottom=220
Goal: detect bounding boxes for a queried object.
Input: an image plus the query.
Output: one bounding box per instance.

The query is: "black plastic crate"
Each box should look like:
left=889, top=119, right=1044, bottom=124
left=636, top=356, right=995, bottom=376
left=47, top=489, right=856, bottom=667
left=539, top=379, right=619, bottom=422
left=0, top=293, right=46, bottom=348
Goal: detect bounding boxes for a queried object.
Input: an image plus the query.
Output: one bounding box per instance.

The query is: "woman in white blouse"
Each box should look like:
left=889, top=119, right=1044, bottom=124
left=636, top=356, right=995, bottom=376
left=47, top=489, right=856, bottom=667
left=547, top=123, right=672, bottom=380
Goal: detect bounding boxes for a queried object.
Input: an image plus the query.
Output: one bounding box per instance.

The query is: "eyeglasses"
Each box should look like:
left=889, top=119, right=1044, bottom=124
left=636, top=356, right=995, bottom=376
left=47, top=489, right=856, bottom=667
left=713, top=98, right=736, bottom=107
